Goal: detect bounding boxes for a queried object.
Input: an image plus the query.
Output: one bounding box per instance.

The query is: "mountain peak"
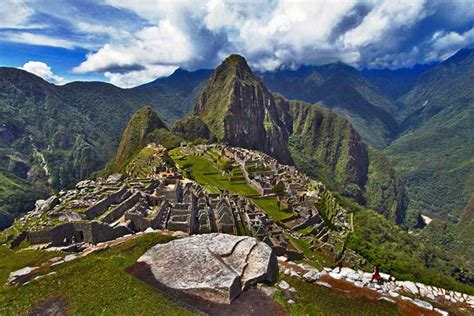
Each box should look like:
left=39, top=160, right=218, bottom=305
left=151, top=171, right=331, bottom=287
left=190, top=54, right=292, bottom=163
left=223, top=54, right=247, bottom=65
left=114, top=105, right=167, bottom=169
left=214, top=54, right=255, bottom=81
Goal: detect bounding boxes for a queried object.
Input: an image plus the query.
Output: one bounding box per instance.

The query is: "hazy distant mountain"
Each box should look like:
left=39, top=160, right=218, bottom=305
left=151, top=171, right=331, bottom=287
left=361, top=64, right=434, bottom=103
left=259, top=64, right=399, bottom=148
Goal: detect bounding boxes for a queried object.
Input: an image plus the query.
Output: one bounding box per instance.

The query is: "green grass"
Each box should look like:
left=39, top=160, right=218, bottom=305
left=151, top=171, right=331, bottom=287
left=297, top=225, right=314, bottom=235
left=170, top=149, right=296, bottom=222
left=170, top=149, right=257, bottom=195
left=274, top=275, right=402, bottom=315
left=0, top=234, right=195, bottom=315
left=0, top=246, right=64, bottom=285
left=252, top=197, right=294, bottom=221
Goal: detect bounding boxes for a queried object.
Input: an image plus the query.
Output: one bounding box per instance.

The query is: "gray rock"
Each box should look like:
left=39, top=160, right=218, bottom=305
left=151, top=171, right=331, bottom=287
left=413, top=298, right=433, bottom=310
left=434, top=308, right=449, bottom=316
left=329, top=272, right=343, bottom=280
left=260, top=286, right=278, bottom=297
left=107, top=173, right=124, bottom=183
left=397, top=280, right=419, bottom=295
left=316, top=281, right=332, bottom=288
left=137, top=233, right=278, bottom=304
left=64, top=254, right=77, bottom=262
left=76, top=180, right=95, bottom=189
left=39, top=195, right=59, bottom=212
left=35, top=199, right=46, bottom=211
left=7, top=266, right=37, bottom=284
left=303, top=270, right=319, bottom=282
left=278, top=280, right=290, bottom=290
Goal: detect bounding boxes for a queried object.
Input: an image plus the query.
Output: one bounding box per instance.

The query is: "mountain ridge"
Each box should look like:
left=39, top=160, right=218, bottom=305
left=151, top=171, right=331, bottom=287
left=174, top=54, right=410, bottom=225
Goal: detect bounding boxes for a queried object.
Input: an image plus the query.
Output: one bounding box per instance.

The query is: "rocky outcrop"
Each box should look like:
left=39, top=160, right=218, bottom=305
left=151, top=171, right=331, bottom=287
left=192, top=55, right=292, bottom=164
left=137, top=233, right=278, bottom=304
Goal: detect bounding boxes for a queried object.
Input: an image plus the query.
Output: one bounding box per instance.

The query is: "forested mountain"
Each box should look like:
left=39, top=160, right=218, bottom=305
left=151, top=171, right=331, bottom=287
left=0, top=67, right=206, bottom=228
left=386, top=49, right=474, bottom=222
left=1, top=49, right=472, bottom=234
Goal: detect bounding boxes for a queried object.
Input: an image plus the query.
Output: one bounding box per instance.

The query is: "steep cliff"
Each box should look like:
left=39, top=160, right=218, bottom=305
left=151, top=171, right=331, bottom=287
left=192, top=55, right=292, bottom=164
left=282, top=97, right=368, bottom=199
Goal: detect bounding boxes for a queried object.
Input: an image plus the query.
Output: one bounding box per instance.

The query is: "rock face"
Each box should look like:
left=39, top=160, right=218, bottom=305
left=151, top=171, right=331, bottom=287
left=192, top=55, right=292, bottom=164
left=137, top=233, right=278, bottom=304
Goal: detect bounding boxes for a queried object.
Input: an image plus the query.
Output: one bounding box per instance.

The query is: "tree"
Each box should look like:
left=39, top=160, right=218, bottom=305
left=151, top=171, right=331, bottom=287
left=219, top=160, right=233, bottom=175
left=272, top=181, right=285, bottom=211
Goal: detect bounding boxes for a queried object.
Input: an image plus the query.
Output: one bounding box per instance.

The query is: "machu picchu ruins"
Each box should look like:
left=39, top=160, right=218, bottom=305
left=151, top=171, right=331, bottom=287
left=4, top=143, right=353, bottom=262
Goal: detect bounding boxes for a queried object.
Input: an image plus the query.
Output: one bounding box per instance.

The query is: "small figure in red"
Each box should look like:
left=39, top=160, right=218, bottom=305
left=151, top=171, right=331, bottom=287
left=370, top=265, right=383, bottom=284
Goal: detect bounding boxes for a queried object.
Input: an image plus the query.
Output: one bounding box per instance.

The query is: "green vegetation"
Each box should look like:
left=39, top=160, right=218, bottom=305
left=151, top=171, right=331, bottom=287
left=366, top=148, right=409, bottom=226
left=0, top=246, right=64, bottom=284
left=0, top=67, right=208, bottom=227
left=261, top=63, right=398, bottom=148
left=385, top=49, right=474, bottom=223
left=124, top=146, right=175, bottom=178
left=287, top=99, right=408, bottom=225
left=274, top=275, right=402, bottom=315
left=171, top=115, right=212, bottom=142
left=347, top=210, right=474, bottom=295
left=0, top=234, right=195, bottom=315
left=114, top=106, right=167, bottom=171
left=253, top=197, right=293, bottom=221
left=170, top=149, right=256, bottom=195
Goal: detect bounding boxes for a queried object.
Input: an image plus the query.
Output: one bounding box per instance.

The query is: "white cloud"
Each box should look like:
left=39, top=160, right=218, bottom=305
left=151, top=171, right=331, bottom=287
left=76, top=22, right=132, bottom=42
left=73, top=20, right=193, bottom=74
left=0, top=0, right=33, bottom=28
left=426, top=28, right=474, bottom=62
left=21, top=61, right=66, bottom=85
left=69, top=0, right=474, bottom=86
left=5, top=32, right=77, bottom=49
left=341, top=0, right=428, bottom=48
left=104, top=65, right=177, bottom=88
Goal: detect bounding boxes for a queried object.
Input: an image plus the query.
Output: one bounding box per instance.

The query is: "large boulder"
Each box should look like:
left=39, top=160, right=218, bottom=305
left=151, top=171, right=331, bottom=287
left=137, top=233, right=278, bottom=304
left=36, top=195, right=59, bottom=212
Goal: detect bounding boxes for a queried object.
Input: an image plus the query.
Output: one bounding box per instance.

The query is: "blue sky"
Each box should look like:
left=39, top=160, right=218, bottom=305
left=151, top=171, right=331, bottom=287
left=1, top=0, right=473, bottom=88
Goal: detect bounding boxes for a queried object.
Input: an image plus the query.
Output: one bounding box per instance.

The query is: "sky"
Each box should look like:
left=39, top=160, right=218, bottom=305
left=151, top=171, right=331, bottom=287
left=0, top=0, right=473, bottom=88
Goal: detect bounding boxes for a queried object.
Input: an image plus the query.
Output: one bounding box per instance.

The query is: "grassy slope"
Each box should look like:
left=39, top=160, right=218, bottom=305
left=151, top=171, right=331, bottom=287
left=275, top=275, right=401, bottom=316
left=0, top=234, right=194, bottom=315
